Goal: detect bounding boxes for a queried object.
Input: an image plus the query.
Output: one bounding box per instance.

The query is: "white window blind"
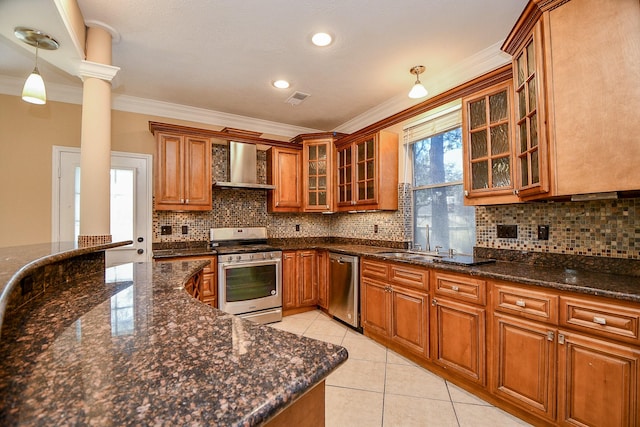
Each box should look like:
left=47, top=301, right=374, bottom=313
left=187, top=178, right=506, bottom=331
left=403, top=104, right=462, bottom=144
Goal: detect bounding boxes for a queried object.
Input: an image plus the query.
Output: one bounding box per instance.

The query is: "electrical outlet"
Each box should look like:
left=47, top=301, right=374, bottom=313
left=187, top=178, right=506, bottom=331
left=374, top=224, right=379, bottom=233
left=538, top=225, right=549, bottom=240
left=496, top=224, right=517, bottom=239
left=295, top=224, right=300, bottom=232
left=160, top=225, right=172, bottom=235
left=182, top=225, right=188, bottom=235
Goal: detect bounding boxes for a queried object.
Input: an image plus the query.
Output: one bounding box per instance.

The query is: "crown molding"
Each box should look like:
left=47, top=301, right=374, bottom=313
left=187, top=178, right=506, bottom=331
left=333, top=40, right=512, bottom=134
left=77, top=60, right=120, bottom=82
left=0, top=74, right=320, bottom=138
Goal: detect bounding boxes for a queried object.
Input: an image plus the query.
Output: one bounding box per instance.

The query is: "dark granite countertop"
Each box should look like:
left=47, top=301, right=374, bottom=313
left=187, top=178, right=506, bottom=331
left=153, top=242, right=640, bottom=303
left=0, top=260, right=348, bottom=426
left=0, top=241, right=132, bottom=329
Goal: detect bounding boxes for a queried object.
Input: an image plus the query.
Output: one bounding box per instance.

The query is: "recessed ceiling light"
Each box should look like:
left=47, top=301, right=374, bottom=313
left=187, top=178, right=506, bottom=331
left=311, top=32, right=332, bottom=47
left=273, top=80, right=290, bottom=89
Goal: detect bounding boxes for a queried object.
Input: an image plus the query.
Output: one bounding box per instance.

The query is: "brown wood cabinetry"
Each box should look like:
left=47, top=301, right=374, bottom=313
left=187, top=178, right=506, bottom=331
left=489, top=280, right=640, bottom=426
left=556, top=330, right=640, bottom=427
left=282, top=250, right=318, bottom=313
left=431, top=271, right=486, bottom=385
left=502, top=0, right=640, bottom=199
left=158, top=256, right=217, bottom=307
left=462, top=81, right=518, bottom=205
left=154, top=133, right=212, bottom=211
left=302, top=136, right=334, bottom=213
left=267, top=147, right=302, bottom=213
left=361, top=259, right=429, bottom=358
left=317, top=250, right=329, bottom=309
left=335, top=131, right=398, bottom=211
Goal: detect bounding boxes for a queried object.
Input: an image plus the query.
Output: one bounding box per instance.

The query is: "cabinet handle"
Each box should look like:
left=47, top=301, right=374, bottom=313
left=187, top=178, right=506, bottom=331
left=547, top=331, right=554, bottom=341
left=515, top=299, right=526, bottom=308
left=558, top=333, right=565, bottom=345
left=181, top=198, right=185, bottom=203
left=431, top=298, right=437, bottom=307
left=593, top=316, right=607, bottom=325
left=186, top=199, right=189, bottom=204
left=451, top=285, right=459, bottom=292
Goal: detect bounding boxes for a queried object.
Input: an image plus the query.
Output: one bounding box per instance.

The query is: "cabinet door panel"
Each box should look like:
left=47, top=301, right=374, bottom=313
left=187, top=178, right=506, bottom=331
left=557, top=331, right=639, bottom=427
left=362, top=279, right=391, bottom=337
left=282, top=251, right=298, bottom=309
left=392, top=287, right=428, bottom=357
left=432, top=298, right=485, bottom=384
left=492, top=314, right=555, bottom=421
left=268, top=148, right=302, bottom=212
left=298, top=251, right=318, bottom=306
left=184, top=136, right=212, bottom=207
left=156, top=134, right=184, bottom=206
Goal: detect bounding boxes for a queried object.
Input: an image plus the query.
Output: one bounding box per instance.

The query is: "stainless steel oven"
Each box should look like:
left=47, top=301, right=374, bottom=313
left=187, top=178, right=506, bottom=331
left=218, top=251, right=282, bottom=324
left=212, top=227, right=282, bottom=324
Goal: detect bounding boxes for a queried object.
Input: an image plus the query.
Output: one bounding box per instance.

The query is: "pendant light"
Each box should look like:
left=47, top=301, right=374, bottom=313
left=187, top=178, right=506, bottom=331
left=408, top=65, right=428, bottom=99
left=14, top=27, right=59, bottom=105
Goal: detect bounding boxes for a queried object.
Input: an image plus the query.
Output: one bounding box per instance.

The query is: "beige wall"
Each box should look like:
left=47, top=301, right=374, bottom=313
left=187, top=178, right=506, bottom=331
left=0, top=93, right=292, bottom=247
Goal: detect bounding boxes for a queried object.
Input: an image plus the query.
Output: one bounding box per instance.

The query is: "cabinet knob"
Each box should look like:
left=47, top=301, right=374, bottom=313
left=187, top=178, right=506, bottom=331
left=558, top=333, right=565, bottom=345
left=451, top=285, right=459, bottom=292
left=515, top=299, right=526, bottom=308
left=431, top=298, right=438, bottom=307
left=546, top=331, right=554, bottom=341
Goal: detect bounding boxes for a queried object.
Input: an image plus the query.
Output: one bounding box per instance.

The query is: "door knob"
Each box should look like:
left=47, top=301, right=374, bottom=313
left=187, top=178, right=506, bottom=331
left=137, top=249, right=144, bottom=254
left=137, top=237, right=144, bottom=242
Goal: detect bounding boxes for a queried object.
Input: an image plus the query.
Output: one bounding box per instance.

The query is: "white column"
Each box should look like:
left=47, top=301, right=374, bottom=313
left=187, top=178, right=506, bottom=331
left=77, top=26, right=119, bottom=246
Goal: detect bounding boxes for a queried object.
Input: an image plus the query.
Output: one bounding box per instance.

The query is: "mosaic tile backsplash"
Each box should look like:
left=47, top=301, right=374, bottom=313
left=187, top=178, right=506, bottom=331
left=476, top=198, right=639, bottom=259
left=153, top=143, right=639, bottom=260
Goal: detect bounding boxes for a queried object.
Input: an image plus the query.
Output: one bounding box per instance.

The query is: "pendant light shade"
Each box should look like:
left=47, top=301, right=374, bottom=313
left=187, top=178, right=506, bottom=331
left=14, top=27, right=59, bottom=105
left=22, top=67, right=46, bottom=105
left=408, top=65, right=428, bottom=99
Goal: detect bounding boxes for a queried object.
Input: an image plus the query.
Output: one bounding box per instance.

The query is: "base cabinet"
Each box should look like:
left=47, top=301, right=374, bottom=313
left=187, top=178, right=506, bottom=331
left=492, top=313, right=556, bottom=422
left=431, top=297, right=486, bottom=385
left=557, top=331, right=639, bottom=427
left=282, top=250, right=318, bottom=312
left=159, top=256, right=217, bottom=308
left=361, top=259, right=429, bottom=358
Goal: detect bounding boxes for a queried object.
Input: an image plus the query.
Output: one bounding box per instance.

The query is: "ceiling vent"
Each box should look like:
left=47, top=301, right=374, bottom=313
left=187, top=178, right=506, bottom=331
left=285, top=91, right=311, bottom=106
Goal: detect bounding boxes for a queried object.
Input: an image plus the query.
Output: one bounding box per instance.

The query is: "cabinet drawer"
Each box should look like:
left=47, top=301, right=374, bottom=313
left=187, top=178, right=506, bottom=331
left=492, top=282, right=558, bottom=324
left=560, top=296, right=640, bottom=344
left=389, top=264, right=428, bottom=291
left=362, top=259, right=389, bottom=280
left=434, top=272, right=486, bottom=306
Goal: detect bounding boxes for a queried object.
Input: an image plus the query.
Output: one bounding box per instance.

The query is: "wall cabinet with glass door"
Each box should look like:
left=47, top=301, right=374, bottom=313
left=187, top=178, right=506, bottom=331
left=502, top=0, right=640, bottom=199
left=335, top=130, right=398, bottom=211
left=462, top=81, right=519, bottom=205
left=292, top=133, right=343, bottom=213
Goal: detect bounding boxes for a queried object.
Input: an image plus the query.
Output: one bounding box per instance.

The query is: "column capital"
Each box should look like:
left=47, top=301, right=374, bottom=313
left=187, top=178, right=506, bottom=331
left=78, top=60, right=120, bottom=82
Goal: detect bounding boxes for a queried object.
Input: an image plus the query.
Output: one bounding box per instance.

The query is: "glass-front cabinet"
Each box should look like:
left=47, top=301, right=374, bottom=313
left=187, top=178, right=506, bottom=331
left=462, top=80, right=517, bottom=205
left=513, top=24, right=549, bottom=198
left=335, top=130, right=398, bottom=211
left=303, top=137, right=334, bottom=212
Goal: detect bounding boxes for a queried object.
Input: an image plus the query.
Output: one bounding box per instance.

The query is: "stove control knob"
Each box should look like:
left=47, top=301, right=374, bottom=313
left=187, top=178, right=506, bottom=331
left=249, top=254, right=253, bottom=260
left=236, top=255, right=242, bottom=261
left=227, top=256, right=233, bottom=262
left=262, top=253, right=267, bottom=259
left=270, top=253, right=275, bottom=259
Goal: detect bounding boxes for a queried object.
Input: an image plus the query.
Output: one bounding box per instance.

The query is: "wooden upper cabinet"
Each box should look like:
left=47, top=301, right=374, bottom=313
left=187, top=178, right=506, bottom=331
left=267, top=147, right=302, bottom=213
left=155, top=132, right=212, bottom=211
left=302, top=137, right=334, bottom=212
left=462, top=81, right=519, bottom=205
left=335, top=130, right=398, bottom=211
left=502, top=0, right=640, bottom=199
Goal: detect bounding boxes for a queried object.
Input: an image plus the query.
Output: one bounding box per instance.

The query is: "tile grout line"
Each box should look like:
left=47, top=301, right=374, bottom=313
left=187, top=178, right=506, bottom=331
left=380, top=348, right=389, bottom=427
left=445, top=380, right=463, bottom=427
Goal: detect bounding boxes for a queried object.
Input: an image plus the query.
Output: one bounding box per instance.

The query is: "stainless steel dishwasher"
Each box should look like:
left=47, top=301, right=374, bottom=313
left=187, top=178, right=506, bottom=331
left=329, top=253, right=359, bottom=328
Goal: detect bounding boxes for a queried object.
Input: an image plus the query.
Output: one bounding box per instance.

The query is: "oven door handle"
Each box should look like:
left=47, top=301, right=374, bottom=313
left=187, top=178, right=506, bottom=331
left=219, top=259, right=281, bottom=269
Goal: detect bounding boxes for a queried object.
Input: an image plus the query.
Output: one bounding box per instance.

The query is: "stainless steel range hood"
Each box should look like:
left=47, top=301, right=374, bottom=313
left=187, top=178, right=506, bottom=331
left=214, top=141, right=275, bottom=190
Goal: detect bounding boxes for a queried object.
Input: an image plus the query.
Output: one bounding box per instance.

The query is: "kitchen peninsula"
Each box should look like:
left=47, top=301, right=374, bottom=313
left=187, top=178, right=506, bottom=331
left=0, top=244, right=347, bottom=426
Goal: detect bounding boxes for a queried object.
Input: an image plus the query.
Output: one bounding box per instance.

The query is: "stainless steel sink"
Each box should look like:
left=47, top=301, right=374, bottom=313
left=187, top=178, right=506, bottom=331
left=376, top=251, right=442, bottom=261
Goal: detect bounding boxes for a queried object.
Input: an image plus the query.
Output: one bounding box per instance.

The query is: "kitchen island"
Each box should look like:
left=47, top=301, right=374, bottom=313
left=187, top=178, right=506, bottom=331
left=0, top=246, right=347, bottom=426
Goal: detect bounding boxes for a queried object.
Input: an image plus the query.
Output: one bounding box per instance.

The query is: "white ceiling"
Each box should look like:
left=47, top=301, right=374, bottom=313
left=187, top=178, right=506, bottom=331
left=0, top=0, right=528, bottom=133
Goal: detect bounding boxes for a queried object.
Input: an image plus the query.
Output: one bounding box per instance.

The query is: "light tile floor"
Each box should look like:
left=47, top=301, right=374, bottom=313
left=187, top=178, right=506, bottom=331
left=269, top=310, right=533, bottom=427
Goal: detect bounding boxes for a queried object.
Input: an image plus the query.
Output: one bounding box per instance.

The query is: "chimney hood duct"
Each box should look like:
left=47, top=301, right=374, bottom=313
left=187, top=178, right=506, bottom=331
left=214, top=141, right=276, bottom=190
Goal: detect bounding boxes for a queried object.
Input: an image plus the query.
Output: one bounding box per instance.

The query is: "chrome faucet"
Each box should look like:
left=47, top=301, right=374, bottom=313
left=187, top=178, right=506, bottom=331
left=434, top=245, right=443, bottom=255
